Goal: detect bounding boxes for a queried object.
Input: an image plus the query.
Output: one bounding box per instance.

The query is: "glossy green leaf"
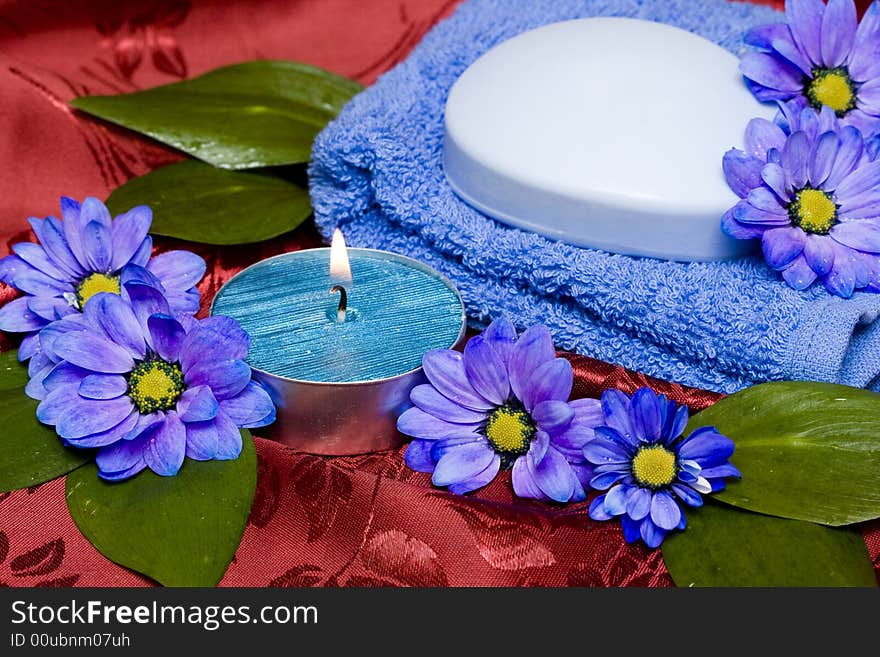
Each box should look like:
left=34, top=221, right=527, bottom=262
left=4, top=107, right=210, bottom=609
left=71, top=60, right=363, bottom=169
left=662, top=502, right=876, bottom=587
left=688, top=381, right=880, bottom=526
left=106, top=161, right=312, bottom=245
left=65, top=431, right=256, bottom=587
left=0, top=392, right=89, bottom=492
left=0, top=350, right=28, bottom=391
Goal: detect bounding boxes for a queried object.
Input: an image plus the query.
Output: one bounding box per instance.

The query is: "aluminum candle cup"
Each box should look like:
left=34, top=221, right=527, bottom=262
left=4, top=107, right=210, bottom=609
left=210, top=238, right=466, bottom=455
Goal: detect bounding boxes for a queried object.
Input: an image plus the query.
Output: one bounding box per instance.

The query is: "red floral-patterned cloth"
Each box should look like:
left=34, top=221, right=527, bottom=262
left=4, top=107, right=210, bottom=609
left=0, top=0, right=878, bottom=587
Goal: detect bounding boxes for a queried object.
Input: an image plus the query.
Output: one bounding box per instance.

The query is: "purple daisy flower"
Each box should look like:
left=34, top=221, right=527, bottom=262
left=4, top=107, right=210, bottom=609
left=722, top=107, right=880, bottom=297
left=0, top=196, right=204, bottom=362
left=741, top=0, right=880, bottom=136
left=397, top=318, right=601, bottom=502
left=29, top=284, right=275, bottom=480
left=585, top=387, right=740, bottom=548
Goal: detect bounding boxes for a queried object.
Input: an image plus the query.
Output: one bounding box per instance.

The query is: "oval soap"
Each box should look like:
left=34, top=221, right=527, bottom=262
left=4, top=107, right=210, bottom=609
left=443, top=17, right=775, bottom=262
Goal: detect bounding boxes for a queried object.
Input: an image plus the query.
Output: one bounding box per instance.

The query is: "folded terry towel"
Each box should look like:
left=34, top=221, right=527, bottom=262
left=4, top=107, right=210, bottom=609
left=309, top=0, right=880, bottom=394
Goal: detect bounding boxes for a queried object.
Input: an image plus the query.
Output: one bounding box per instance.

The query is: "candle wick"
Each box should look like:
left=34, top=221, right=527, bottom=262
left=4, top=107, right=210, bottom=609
left=330, top=285, right=347, bottom=323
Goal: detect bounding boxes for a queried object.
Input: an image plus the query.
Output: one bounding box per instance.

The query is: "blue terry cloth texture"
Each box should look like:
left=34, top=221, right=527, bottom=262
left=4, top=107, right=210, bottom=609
left=309, top=0, right=880, bottom=394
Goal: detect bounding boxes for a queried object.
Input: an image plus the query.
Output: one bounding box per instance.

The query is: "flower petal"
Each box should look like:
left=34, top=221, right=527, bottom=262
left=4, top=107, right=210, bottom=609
left=54, top=332, right=135, bottom=374
left=826, top=126, right=864, bottom=189
left=79, top=373, right=128, bottom=400
left=787, top=0, right=825, bottom=65
left=821, top=0, right=857, bottom=67
left=678, top=426, right=735, bottom=466
left=671, top=483, right=704, bottom=507
left=482, top=317, right=517, bottom=365
left=217, top=381, right=276, bottom=428
left=508, top=324, right=556, bottom=404
left=60, top=197, right=89, bottom=269
left=532, top=399, right=574, bottom=435
left=448, top=454, right=501, bottom=495
left=148, top=314, right=186, bottom=363
left=13, top=268, right=73, bottom=296
left=177, top=385, right=219, bottom=422
left=782, top=131, right=811, bottom=190
left=96, top=433, right=148, bottom=475
left=804, top=235, right=836, bottom=276
left=625, top=486, right=652, bottom=521
left=809, top=131, right=840, bottom=187
left=147, top=250, right=206, bottom=291
left=56, top=397, right=135, bottom=440
left=179, top=315, right=249, bottom=371
left=82, top=220, right=112, bottom=272
left=144, top=413, right=186, bottom=476
left=213, top=410, right=244, bottom=460
left=588, top=494, right=612, bottom=521
left=12, top=243, right=68, bottom=282
left=739, top=52, right=805, bottom=93
left=831, top=220, right=880, bottom=252
left=824, top=242, right=859, bottom=297
left=628, top=387, right=662, bottom=442
left=848, top=0, right=880, bottom=81
left=723, top=149, right=764, bottom=198
left=66, top=409, right=139, bottom=448
left=432, top=441, right=495, bottom=487
left=603, top=483, right=630, bottom=515
left=747, top=187, right=786, bottom=213
left=836, top=160, right=880, bottom=200
left=526, top=445, right=575, bottom=502
left=700, top=463, right=742, bottom=479
left=0, top=297, right=47, bottom=332
left=184, top=359, right=251, bottom=400
left=745, top=22, right=790, bottom=49
left=122, top=280, right=171, bottom=333
left=404, top=439, right=436, bottom=473
left=421, top=349, right=493, bottom=411
left=512, top=454, right=547, bottom=500
left=782, top=255, right=819, bottom=290
left=110, top=206, right=152, bottom=271
left=650, top=490, right=682, bottom=531
left=744, top=118, right=787, bottom=160
left=589, top=469, right=628, bottom=490
left=640, top=517, right=667, bottom=548
left=410, top=384, right=486, bottom=424
left=463, top=334, right=509, bottom=406
left=184, top=418, right=219, bottom=461
left=36, top=216, right=84, bottom=278
left=763, top=226, right=806, bottom=269
left=761, top=162, right=792, bottom=202
left=92, top=292, right=147, bottom=358
left=600, top=389, right=636, bottom=443
left=397, top=406, right=481, bottom=440
left=521, top=358, right=572, bottom=413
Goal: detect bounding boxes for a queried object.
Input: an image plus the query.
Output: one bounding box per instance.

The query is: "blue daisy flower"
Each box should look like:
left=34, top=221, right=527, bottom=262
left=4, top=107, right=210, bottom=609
left=28, top=283, right=275, bottom=480
left=585, top=388, right=740, bottom=548
left=741, top=0, right=880, bottom=137
left=398, top=318, right=600, bottom=501
left=722, top=106, right=880, bottom=297
left=0, top=196, right=204, bottom=362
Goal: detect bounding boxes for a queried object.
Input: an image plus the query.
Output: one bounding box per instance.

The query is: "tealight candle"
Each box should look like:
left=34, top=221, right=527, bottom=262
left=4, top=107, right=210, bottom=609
left=211, top=230, right=466, bottom=454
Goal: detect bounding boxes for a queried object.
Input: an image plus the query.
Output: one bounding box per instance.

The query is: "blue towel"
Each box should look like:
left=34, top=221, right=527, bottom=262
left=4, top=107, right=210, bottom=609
left=309, top=0, right=880, bottom=394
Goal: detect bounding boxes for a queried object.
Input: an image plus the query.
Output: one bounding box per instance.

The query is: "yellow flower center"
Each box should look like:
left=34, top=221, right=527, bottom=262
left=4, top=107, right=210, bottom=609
left=485, top=406, right=534, bottom=459
left=790, top=188, right=838, bottom=234
left=127, top=359, right=185, bottom=414
left=76, top=273, right=120, bottom=307
left=632, top=445, right=677, bottom=488
left=807, top=67, right=856, bottom=115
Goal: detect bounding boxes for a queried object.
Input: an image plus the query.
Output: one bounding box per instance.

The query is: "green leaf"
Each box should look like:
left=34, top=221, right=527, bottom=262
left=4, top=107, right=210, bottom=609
left=106, top=161, right=312, bottom=245
left=662, top=502, right=876, bottom=587
left=65, top=431, right=256, bottom=587
left=71, top=60, right=363, bottom=169
left=688, top=381, right=880, bottom=526
left=0, top=350, right=28, bottom=391
left=0, top=384, right=90, bottom=493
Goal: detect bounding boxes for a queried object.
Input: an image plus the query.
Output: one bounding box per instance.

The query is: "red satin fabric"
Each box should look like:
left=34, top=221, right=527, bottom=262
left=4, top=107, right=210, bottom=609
left=0, top=0, right=878, bottom=587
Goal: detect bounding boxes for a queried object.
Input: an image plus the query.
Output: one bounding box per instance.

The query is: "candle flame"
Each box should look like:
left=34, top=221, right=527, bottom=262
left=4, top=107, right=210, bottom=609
left=329, top=228, right=352, bottom=284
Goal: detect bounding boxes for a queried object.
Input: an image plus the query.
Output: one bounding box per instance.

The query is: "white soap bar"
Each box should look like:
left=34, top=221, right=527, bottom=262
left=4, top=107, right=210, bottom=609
left=443, top=18, right=775, bottom=262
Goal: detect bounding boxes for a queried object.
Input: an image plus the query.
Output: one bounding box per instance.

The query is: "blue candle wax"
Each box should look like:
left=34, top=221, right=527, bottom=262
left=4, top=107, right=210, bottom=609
left=210, top=249, right=465, bottom=383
